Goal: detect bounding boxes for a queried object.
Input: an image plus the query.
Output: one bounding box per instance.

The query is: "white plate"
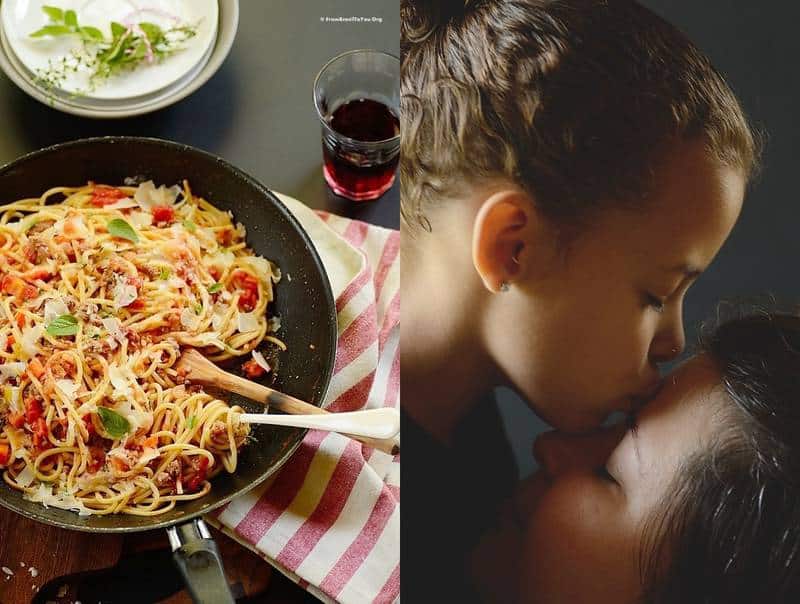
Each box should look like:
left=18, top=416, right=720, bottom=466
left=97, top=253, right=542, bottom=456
left=0, top=0, right=237, bottom=117
left=1, top=0, right=217, bottom=99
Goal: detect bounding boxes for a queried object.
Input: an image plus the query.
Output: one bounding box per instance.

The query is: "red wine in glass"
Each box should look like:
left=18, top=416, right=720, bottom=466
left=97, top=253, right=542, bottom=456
left=322, top=98, right=400, bottom=202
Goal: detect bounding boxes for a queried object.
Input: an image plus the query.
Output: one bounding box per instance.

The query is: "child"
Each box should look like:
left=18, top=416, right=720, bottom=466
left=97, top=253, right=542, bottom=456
left=400, top=0, right=759, bottom=600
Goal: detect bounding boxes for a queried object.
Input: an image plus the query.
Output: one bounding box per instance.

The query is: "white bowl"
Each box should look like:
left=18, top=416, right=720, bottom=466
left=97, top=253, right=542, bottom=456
left=0, top=0, right=238, bottom=118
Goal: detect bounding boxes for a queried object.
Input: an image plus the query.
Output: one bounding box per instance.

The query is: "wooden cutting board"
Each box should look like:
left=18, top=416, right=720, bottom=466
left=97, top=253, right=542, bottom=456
left=0, top=504, right=274, bottom=604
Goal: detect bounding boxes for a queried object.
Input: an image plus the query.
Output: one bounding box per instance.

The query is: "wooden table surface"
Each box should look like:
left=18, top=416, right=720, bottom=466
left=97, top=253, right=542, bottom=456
left=0, top=504, right=283, bottom=604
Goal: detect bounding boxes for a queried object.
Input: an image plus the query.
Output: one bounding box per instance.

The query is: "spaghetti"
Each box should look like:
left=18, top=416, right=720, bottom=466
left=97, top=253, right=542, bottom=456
left=0, top=180, right=282, bottom=516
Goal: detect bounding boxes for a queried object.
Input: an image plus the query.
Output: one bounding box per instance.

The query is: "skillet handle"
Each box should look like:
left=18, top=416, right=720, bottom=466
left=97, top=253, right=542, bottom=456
left=167, top=518, right=235, bottom=604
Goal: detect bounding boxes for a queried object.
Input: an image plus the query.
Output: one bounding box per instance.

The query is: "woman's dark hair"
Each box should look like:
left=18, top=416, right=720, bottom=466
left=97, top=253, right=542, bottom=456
left=639, top=312, right=800, bottom=603
left=401, top=0, right=760, bottom=231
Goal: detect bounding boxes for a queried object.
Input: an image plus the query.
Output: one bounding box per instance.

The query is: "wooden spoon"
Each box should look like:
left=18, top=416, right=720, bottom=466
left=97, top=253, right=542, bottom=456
left=176, top=350, right=400, bottom=455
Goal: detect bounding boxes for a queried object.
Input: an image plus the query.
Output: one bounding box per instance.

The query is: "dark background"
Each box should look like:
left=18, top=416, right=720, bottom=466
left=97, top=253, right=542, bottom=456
left=497, top=0, right=800, bottom=478
left=0, top=0, right=400, bottom=229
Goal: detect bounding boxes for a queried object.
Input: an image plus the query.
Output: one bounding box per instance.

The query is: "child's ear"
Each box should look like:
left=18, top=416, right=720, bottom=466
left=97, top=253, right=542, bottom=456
left=472, top=190, right=542, bottom=293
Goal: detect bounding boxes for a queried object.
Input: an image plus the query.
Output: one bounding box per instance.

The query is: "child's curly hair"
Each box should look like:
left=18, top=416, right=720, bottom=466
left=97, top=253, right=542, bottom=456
left=401, top=0, right=761, bottom=232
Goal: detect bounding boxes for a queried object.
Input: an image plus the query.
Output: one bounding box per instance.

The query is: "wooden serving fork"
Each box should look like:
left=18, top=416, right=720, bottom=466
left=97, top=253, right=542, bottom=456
left=176, top=350, right=400, bottom=455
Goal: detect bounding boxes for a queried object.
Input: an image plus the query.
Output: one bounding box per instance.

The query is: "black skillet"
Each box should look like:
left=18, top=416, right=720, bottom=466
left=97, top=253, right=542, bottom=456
left=0, top=137, right=338, bottom=603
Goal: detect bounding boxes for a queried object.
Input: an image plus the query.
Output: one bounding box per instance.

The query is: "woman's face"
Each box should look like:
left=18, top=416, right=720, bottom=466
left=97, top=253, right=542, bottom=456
left=486, top=142, right=744, bottom=432
left=517, top=356, right=726, bottom=603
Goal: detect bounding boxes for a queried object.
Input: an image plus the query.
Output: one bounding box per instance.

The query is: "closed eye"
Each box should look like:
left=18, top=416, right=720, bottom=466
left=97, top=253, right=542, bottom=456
left=644, top=293, right=666, bottom=313
left=594, top=466, right=617, bottom=483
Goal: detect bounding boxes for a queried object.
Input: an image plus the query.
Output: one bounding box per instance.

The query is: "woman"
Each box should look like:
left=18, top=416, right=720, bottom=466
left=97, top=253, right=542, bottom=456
left=473, top=312, right=800, bottom=603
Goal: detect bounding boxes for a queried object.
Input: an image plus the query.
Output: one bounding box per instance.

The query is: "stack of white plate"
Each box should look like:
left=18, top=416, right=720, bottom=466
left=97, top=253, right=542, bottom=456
left=0, top=0, right=238, bottom=118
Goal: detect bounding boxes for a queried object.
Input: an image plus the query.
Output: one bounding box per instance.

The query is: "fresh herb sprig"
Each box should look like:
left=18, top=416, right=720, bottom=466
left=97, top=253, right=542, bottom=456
left=30, top=5, right=197, bottom=95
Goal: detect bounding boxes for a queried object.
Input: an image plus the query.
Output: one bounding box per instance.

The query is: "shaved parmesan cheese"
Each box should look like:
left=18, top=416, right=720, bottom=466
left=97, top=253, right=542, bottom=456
left=25, top=483, right=92, bottom=516
left=20, top=324, right=44, bottom=359
left=237, top=310, right=259, bottom=333
left=268, top=316, right=281, bottom=332
left=139, top=447, right=160, bottom=466
left=44, top=298, right=70, bottom=323
left=15, top=463, right=35, bottom=488
left=101, top=317, right=127, bottom=346
left=234, top=222, right=246, bottom=238
left=252, top=350, right=271, bottom=373
left=210, top=305, right=228, bottom=331
left=0, top=362, right=26, bottom=380
left=180, top=307, right=200, bottom=330
left=109, top=363, right=137, bottom=400
left=129, top=210, right=153, bottom=228
left=134, top=181, right=181, bottom=211
left=113, top=275, right=137, bottom=309
left=0, top=333, right=6, bottom=352
left=103, top=198, right=138, bottom=210
left=54, top=379, right=79, bottom=400
left=114, top=399, right=153, bottom=433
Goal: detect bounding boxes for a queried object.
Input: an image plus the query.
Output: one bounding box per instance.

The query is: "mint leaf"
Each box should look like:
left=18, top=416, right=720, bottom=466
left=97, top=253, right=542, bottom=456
left=97, top=407, right=130, bottom=439
left=42, top=6, right=65, bottom=22
left=208, top=283, right=223, bottom=294
left=182, top=219, right=196, bottom=232
left=107, top=218, right=138, bottom=243
left=110, top=21, right=127, bottom=39
left=64, top=10, right=78, bottom=29
left=30, top=24, right=72, bottom=38
left=80, top=26, right=104, bottom=41
left=46, top=314, right=78, bottom=337
left=138, top=22, right=162, bottom=43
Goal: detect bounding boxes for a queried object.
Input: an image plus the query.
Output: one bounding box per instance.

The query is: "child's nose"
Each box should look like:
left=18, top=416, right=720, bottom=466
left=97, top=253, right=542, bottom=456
left=532, top=424, right=626, bottom=478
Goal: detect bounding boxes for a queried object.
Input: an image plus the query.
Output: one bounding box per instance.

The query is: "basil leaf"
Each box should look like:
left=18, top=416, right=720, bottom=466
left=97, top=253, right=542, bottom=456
left=42, top=6, right=64, bottom=22
left=107, top=218, right=139, bottom=243
left=97, top=407, right=130, bottom=439
left=182, top=219, right=196, bottom=232
left=30, top=24, right=72, bottom=38
left=194, top=304, right=203, bottom=315
left=208, top=283, right=223, bottom=293
left=159, top=267, right=171, bottom=280
left=64, top=10, right=78, bottom=28
left=187, top=415, right=197, bottom=430
left=46, top=314, right=78, bottom=337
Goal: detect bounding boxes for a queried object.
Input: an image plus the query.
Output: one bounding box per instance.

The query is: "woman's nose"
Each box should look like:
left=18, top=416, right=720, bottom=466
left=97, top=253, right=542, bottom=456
left=532, top=423, right=626, bottom=478
left=649, top=306, right=686, bottom=364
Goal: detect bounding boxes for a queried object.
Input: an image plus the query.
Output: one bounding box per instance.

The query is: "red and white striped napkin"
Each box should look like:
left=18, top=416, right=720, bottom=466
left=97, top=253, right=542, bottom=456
left=206, top=194, right=400, bottom=604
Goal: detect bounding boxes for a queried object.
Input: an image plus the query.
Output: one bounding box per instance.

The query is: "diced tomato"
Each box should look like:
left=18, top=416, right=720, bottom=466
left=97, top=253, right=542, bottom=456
left=5, top=335, right=13, bottom=352
left=209, top=267, right=221, bottom=281
left=128, top=297, right=146, bottom=311
left=152, top=206, right=175, bottom=224
left=87, top=446, right=105, bottom=473
left=83, top=414, right=96, bottom=436
left=1, top=275, right=38, bottom=301
left=28, top=358, right=44, bottom=380
left=24, top=397, right=43, bottom=424
left=232, top=270, right=259, bottom=311
left=143, top=435, right=159, bottom=449
left=22, top=268, right=52, bottom=282
left=32, top=417, right=49, bottom=450
left=90, top=186, right=127, bottom=207
left=7, top=412, right=25, bottom=429
left=110, top=456, right=129, bottom=472
left=186, top=456, right=210, bottom=492
left=241, top=358, right=266, bottom=379
left=0, top=443, right=9, bottom=466
left=15, top=311, right=25, bottom=329
left=216, top=228, right=234, bottom=246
